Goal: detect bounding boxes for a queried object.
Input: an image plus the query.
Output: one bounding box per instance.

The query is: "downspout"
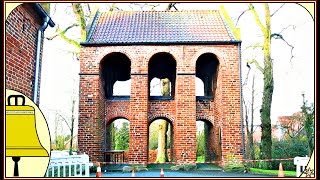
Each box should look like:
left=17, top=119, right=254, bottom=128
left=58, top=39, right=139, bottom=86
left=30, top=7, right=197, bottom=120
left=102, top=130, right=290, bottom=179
left=33, top=16, right=50, bottom=105
left=238, top=42, right=245, bottom=160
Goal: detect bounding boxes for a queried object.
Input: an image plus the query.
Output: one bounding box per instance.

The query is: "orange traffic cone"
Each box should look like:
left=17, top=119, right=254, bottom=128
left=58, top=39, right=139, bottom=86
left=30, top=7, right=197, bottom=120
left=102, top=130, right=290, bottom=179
left=96, top=162, right=102, bottom=177
left=132, top=170, right=135, bottom=177
left=278, top=163, right=285, bottom=177
left=160, top=168, right=164, bottom=177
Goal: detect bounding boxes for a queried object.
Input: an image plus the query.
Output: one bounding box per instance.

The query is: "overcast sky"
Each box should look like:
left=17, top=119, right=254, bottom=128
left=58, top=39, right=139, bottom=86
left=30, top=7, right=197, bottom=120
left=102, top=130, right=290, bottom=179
left=37, top=3, right=314, bottom=138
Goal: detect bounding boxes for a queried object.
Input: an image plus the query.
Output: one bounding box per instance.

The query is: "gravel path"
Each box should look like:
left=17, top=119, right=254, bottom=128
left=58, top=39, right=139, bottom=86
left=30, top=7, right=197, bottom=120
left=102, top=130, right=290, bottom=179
left=90, top=170, right=276, bottom=178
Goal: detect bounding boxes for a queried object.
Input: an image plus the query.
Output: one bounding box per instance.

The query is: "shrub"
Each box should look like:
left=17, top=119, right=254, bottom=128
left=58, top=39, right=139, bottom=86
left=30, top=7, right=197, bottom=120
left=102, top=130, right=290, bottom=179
left=223, top=154, right=245, bottom=173
left=271, top=137, right=309, bottom=171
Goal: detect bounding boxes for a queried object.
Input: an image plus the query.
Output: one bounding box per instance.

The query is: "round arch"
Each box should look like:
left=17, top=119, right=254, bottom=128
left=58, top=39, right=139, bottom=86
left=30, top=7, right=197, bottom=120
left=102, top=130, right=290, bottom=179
left=106, top=116, right=130, bottom=126
left=148, top=113, right=175, bottom=124
left=100, top=52, right=131, bottom=98
left=96, top=49, right=134, bottom=66
left=190, top=47, right=226, bottom=69
left=144, top=48, right=181, bottom=65
left=148, top=52, right=177, bottom=99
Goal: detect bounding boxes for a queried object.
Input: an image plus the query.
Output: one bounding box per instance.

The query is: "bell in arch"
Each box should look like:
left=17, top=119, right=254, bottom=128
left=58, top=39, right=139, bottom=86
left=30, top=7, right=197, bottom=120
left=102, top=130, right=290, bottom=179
left=6, top=95, right=49, bottom=176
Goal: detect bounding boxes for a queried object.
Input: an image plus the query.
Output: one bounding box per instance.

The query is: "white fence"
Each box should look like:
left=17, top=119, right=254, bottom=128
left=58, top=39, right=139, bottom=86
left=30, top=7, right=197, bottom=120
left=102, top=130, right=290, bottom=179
left=46, top=153, right=93, bottom=177
left=294, top=156, right=310, bottom=177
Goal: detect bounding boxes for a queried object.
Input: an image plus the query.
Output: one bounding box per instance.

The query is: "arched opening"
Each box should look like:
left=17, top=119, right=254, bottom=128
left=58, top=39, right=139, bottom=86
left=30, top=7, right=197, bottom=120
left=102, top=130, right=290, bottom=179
left=148, top=53, right=176, bottom=100
left=100, top=53, right=131, bottom=99
left=196, top=119, right=215, bottom=162
left=196, top=53, right=219, bottom=100
left=148, top=118, right=173, bottom=163
left=196, top=77, right=204, bottom=96
left=105, top=118, right=130, bottom=163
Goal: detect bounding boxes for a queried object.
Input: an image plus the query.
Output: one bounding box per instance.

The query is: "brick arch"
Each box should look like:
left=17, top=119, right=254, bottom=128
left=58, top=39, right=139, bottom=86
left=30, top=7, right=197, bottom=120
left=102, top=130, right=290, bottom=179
left=148, top=113, right=175, bottom=124
left=106, top=114, right=130, bottom=125
left=190, top=47, right=227, bottom=68
left=196, top=115, right=214, bottom=126
left=96, top=48, right=135, bottom=65
left=144, top=47, right=181, bottom=64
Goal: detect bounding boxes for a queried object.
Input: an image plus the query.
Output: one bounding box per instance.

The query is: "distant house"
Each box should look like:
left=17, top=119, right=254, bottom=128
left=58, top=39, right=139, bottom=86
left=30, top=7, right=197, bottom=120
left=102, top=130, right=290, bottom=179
left=244, top=125, right=283, bottom=143
left=246, top=111, right=304, bottom=143
left=5, top=3, right=54, bottom=104
left=277, top=112, right=304, bottom=138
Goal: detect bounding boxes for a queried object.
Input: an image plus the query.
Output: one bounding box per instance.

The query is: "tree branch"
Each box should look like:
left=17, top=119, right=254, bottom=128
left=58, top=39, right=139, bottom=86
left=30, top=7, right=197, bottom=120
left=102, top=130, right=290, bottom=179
left=72, top=3, right=87, bottom=41
left=271, top=3, right=285, bottom=17
left=242, top=64, right=251, bottom=87
left=271, top=33, right=295, bottom=62
left=58, top=114, right=72, bottom=131
left=247, top=59, right=264, bottom=73
left=248, top=3, right=266, bottom=32
left=235, top=8, right=250, bottom=26
left=109, top=3, right=122, bottom=11
left=46, top=23, right=79, bottom=40
left=56, top=26, right=81, bottom=50
left=241, top=42, right=263, bottom=53
left=279, top=24, right=296, bottom=34
left=166, top=3, right=177, bottom=10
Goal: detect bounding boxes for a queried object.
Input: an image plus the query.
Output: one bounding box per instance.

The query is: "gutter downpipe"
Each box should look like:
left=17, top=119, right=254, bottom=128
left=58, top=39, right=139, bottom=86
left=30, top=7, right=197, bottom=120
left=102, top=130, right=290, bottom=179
left=33, top=16, right=50, bottom=105
left=238, top=42, right=245, bottom=160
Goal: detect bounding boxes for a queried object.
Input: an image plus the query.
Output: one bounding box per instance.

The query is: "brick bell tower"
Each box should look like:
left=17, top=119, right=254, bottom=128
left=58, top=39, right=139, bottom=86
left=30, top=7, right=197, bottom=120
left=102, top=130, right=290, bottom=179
left=78, top=10, right=243, bottom=165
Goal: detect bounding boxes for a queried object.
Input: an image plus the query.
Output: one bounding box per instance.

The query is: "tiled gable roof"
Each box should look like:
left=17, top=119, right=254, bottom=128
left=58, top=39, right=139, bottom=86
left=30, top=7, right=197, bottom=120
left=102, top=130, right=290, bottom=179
left=83, top=10, right=238, bottom=45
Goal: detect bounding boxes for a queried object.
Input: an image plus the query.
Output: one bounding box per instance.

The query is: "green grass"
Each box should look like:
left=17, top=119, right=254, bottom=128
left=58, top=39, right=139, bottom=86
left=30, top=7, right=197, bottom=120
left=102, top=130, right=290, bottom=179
left=196, top=156, right=205, bottom=162
left=250, top=168, right=296, bottom=177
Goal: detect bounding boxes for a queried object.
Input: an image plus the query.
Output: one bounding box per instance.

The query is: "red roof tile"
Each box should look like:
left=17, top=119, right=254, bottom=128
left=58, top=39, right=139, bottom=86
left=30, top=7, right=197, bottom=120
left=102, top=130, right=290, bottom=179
left=84, top=10, right=237, bottom=45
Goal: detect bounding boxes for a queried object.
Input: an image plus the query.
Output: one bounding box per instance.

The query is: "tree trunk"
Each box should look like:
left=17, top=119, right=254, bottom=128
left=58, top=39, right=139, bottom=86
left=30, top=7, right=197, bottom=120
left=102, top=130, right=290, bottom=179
left=249, top=74, right=255, bottom=161
left=69, top=99, right=76, bottom=155
left=259, top=3, right=273, bottom=169
left=248, top=3, right=273, bottom=169
left=155, top=120, right=168, bottom=162
left=155, top=78, right=170, bottom=162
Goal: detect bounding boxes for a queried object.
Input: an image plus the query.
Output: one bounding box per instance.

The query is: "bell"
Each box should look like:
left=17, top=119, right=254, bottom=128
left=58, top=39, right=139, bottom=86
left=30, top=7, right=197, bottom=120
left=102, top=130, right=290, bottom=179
left=6, top=95, right=48, bottom=176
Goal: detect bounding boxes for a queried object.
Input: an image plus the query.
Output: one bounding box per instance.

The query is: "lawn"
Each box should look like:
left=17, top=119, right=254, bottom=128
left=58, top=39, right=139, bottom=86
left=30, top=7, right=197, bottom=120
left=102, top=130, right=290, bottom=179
left=250, top=168, right=296, bottom=177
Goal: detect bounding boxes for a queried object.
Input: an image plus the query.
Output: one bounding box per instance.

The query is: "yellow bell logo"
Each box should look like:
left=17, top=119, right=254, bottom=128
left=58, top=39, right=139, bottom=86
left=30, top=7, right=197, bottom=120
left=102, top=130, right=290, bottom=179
left=5, top=90, right=50, bottom=177
left=6, top=95, right=49, bottom=157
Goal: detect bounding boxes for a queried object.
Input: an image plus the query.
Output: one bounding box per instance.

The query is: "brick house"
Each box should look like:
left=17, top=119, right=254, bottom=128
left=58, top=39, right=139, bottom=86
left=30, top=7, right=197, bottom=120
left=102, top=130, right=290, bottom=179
left=79, top=10, right=243, bottom=165
left=5, top=3, right=54, bottom=104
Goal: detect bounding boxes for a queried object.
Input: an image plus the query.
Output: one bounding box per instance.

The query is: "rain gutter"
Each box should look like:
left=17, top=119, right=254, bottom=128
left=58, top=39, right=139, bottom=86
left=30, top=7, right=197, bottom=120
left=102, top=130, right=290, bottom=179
left=32, top=3, right=55, bottom=105
left=80, top=40, right=242, bottom=46
left=238, top=41, right=245, bottom=160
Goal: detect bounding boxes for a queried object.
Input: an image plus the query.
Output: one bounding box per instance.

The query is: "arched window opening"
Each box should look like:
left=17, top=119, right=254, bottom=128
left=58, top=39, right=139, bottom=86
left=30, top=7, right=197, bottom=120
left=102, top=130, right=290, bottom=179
left=148, top=53, right=176, bottom=100
left=150, top=77, right=172, bottom=96
left=196, top=53, right=219, bottom=100
left=196, top=120, right=215, bottom=162
left=105, top=118, right=130, bottom=163
left=101, top=53, right=131, bottom=99
left=148, top=119, right=173, bottom=163
left=196, top=77, right=204, bottom=96
left=113, top=79, right=131, bottom=96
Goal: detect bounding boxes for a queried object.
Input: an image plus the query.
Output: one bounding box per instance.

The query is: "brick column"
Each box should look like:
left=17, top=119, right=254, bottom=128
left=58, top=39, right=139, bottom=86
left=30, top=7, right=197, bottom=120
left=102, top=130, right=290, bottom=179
left=219, top=46, right=242, bottom=162
left=174, top=75, right=197, bottom=163
left=78, top=74, right=104, bottom=161
left=129, top=74, right=148, bottom=163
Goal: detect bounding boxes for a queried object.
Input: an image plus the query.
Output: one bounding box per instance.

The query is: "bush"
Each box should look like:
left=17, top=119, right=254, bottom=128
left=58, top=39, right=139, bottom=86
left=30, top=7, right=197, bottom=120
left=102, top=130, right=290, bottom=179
left=223, top=162, right=245, bottom=172
left=271, top=137, right=309, bottom=171
left=223, top=154, right=245, bottom=173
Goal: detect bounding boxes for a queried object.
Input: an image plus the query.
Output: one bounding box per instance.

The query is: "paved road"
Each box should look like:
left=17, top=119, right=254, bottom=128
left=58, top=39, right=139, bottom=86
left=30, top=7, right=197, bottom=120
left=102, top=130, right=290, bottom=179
left=90, top=170, right=276, bottom=178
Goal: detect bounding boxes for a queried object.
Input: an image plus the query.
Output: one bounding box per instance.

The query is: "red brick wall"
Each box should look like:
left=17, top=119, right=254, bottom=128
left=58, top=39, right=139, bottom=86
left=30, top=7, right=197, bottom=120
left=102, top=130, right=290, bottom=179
left=79, top=44, right=242, bottom=165
left=5, top=4, right=43, bottom=101
left=105, top=100, right=130, bottom=124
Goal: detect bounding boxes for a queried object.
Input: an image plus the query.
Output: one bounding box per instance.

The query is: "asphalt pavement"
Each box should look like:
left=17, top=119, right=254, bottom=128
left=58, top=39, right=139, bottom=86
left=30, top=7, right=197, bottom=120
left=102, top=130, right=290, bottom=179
left=90, top=170, right=276, bottom=178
